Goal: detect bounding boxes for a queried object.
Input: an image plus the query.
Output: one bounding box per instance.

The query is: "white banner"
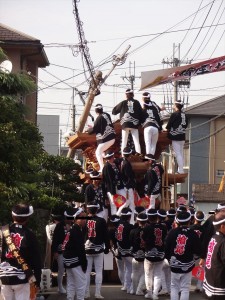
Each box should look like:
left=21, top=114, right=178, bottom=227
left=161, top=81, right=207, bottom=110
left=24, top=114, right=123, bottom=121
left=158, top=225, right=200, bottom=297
left=140, top=55, right=225, bottom=90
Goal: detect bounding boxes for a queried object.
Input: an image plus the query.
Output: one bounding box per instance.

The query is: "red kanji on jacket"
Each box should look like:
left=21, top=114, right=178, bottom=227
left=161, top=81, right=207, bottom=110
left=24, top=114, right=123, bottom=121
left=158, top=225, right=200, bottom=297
left=174, top=234, right=188, bottom=255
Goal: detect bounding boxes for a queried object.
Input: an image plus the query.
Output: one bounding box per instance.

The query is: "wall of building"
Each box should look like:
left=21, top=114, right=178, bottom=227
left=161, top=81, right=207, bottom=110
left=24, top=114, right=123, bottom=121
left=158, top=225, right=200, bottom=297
left=188, top=116, right=210, bottom=198
left=37, top=115, right=59, bottom=155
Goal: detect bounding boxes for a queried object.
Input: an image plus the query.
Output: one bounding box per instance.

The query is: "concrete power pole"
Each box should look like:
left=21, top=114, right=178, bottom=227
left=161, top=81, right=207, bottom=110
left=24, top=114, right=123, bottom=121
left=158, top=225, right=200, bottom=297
left=121, top=61, right=140, bottom=90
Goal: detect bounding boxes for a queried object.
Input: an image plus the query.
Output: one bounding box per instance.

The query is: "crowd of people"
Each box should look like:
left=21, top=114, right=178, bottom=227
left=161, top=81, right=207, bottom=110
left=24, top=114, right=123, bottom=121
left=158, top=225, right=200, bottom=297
left=1, top=202, right=225, bottom=300
left=1, top=89, right=225, bottom=300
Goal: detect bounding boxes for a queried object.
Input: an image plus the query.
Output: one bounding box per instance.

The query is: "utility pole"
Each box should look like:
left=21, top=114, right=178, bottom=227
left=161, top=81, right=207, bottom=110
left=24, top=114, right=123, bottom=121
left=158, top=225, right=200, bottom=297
left=72, top=88, right=76, bottom=132
left=162, top=43, right=190, bottom=112
left=121, top=61, right=140, bottom=90
left=67, top=45, right=131, bottom=158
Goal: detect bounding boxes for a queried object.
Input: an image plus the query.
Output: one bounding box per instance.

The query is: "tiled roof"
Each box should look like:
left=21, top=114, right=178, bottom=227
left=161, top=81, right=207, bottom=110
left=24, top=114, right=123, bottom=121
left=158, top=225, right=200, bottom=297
left=0, top=23, right=39, bottom=42
left=185, top=94, right=225, bottom=116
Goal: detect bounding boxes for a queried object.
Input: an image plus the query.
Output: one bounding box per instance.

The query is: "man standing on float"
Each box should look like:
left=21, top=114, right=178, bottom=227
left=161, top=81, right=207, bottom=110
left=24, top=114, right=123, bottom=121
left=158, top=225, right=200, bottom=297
left=112, top=89, right=143, bottom=156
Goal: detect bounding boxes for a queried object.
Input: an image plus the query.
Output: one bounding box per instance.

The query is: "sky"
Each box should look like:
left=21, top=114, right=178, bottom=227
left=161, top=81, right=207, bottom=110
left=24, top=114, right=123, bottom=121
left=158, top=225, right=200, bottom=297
left=1, top=0, right=225, bottom=138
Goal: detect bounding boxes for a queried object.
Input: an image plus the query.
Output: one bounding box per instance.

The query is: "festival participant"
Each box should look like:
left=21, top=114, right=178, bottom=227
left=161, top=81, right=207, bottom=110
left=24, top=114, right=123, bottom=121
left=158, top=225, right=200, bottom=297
left=102, top=150, right=127, bottom=216
left=165, top=208, right=176, bottom=231
left=142, top=209, right=167, bottom=299
left=190, top=210, right=205, bottom=293
left=108, top=215, right=125, bottom=289
left=45, top=213, right=62, bottom=270
left=112, top=89, right=143, bottom=155
left=85, top=170, right=108, bottom=221
left=165, top=211, right=201, bottom=300
left=84, top=201, right=110, bottom=299
left=166, top=100, right=188, bottom=174
left=203, top=210, right=225, bottom=299
left=0, top=204, right=41, bottom=300
left=115, top=207, right=134, bottom=294
left=88, top=104, right=115, bottom=172
left=141, top=92, right=162, bottom=159
left=116, top=146, right=136, bottom=224
left=144, top=157, right=164, bottom=209
left=52, top=207, right=74, bottom=294
left=130, top=212, right=148, bottom=296
left=62, top=207, right=87, bottom=300
left=157, top=209, right=170, bottom=297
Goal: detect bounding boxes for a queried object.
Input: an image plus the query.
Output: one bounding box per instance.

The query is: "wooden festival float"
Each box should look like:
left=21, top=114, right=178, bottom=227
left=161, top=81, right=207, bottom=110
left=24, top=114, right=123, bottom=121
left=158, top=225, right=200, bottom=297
left=67, top=119, right=187, bottom=210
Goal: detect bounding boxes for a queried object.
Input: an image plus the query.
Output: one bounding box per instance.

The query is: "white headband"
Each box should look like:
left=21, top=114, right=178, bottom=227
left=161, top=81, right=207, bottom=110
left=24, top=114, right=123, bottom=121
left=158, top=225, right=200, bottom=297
left=217, top=203, right=225, bottom=210
left=74, top=208, right=84, bottom=218
left=87, top=203, right=100, bottom=208
left=121, top=211, right=132, bottom=216
left=95, top=105, right=103, bottom=109
left=126, top=90, right=133, bottom=94
left=175, top=214, right=191, bottom=223
left=213, top=218, right=225, bottom=225
left=136, top=216, right=148, bottom=221
left=122, top=149, right=132, bottom=155
left=12, top=206, right=34, bottom=217
left=194, top=212, right=205, bottom=222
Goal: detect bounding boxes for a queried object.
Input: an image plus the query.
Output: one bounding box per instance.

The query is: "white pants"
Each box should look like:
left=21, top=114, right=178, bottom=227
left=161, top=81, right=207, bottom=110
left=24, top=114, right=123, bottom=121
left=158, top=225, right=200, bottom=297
left=172, top=140, right=185, bottom=174
left=147, top=194, right=160, bottom=209
left=127, top=188, right=135, bottom=224
left=66, top=265, right=86, bottom=300
left=170, top=271, right=192, bottom=300
left=107, top=188, right=127, bottom=216
left=86, top=253, right=104, bottom=295
left=57, top=253, right=65, bottom=290
left=96, top=139, right=115, bottom=172
left=115, top=257, right=125, bottom=286
left=121, top=128, right=141, bottom=154
left=161, top=259, right=171, bottom=292
left=132, top=259, right=145, bottom=294
left=121, top=256, right=133, bottom=293
left=144, top=126, right=159, bottom=156
left=144, top=259, right=164, bottom=296
left=1, top=283, right=30, bottom=300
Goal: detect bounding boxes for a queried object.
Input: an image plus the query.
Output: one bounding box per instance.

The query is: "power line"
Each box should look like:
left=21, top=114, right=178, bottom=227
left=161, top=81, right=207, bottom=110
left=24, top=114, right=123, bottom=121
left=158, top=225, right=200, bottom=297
left=182, top=0, right=216, bottom=60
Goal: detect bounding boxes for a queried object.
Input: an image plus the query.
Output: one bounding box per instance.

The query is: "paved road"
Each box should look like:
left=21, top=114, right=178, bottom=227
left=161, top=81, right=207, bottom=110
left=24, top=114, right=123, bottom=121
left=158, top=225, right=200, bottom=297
left=46, top=283, right=206, bottom=300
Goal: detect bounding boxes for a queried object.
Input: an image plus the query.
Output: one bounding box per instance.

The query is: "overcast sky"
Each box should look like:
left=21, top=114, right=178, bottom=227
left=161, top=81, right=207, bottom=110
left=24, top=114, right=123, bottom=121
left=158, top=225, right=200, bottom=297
left=1, top=0, right=225, bottom=135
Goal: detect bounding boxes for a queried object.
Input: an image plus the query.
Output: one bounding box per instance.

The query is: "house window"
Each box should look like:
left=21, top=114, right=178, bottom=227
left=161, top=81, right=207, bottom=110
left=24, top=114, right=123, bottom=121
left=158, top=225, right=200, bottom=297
left=216, top=170, right=225, bottom=177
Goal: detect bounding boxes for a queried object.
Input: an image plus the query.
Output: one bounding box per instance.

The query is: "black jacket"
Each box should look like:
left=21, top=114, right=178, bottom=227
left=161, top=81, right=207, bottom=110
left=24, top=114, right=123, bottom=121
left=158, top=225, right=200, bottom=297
left=116, top=220, right=134, bottom=257
left=116, top=157, right=136, bottom=190
left=51, top=221, right=68, bottom=254
left=102, top=161, right=124, bottom=195
left=203, top=231, right=225, bottom=297
left=88, top=112, right=115, bottom=145
left=166, top=111, right=188, bottom=141
left=62, top=223, right=87, bottom=271
left=85, top=216, right=110, bottom=255
left=141, top=102, right=162, bottom=130
left=142, top=222, right=167, bottom=262
left=112, top=99, right=143, bottom=129
left=0, top=223, right=42, bottom=286
left=130, top=226, right=146, bottom=261
left=144, top=162, right=164, bottom=195
left=85, top=183, right=106, bottom=211
left=165, top=225, right=201, bottom=273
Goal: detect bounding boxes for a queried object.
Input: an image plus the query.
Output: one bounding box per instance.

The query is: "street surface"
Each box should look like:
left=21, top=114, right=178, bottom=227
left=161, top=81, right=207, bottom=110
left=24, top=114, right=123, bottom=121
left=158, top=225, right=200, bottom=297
left=46, top=283, right=206, bottom=300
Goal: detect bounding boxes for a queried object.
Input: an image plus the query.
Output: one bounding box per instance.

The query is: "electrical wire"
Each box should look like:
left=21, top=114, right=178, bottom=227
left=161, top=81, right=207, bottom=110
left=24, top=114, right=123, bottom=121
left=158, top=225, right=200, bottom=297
left=187, top=123, right=225, bottom=145
left=180, top=0, right=204, bottom=47
left=192, top=0, right=224, bottom=60
left=210, top=28, right=225, bottom=57
left=182, top=0, right=216, bottom=61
